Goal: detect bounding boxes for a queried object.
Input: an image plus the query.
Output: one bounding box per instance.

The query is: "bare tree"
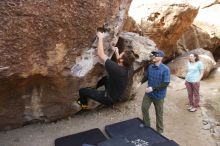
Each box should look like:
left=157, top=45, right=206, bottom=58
left=202, top=0, right=220, bottom=9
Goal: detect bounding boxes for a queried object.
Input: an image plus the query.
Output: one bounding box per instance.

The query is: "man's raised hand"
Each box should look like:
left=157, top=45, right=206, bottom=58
left=97, top=32, right=104, bottom=39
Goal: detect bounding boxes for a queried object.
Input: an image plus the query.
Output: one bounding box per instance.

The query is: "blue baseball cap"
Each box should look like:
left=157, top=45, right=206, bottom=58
left=151, top=50, right=165, bottom=57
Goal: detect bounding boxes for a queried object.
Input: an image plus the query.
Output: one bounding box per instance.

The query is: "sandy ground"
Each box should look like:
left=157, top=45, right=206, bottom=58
left=0, top=77, right=217, bottom=146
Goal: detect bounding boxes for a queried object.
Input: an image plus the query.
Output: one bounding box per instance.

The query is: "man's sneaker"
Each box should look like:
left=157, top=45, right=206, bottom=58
left=76, top=100, right=89, bottom=110
left=189, top=107, right=197, bottom=112
left=81, top=104, right=89, bottom=110
left=77, top=100, right=82, bottom=105
left=187, top=106, right=193, bottom=110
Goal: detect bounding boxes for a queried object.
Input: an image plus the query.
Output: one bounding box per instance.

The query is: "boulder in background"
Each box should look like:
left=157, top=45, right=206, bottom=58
left=168, top=48, right=216, bottom=79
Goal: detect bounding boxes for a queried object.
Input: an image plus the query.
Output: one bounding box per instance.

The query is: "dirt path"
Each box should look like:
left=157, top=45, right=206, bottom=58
left=0, top=78, right=216, bottom=146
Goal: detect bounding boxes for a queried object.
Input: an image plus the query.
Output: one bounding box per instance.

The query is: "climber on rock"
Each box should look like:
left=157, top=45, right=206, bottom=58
left=77, top=31, right=138, bottom=109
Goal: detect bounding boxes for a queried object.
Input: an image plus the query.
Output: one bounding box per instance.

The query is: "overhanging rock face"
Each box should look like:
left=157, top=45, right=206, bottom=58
left=0, top=0, right=131, bottom=130
left=141, top=4, right=198, bottom=58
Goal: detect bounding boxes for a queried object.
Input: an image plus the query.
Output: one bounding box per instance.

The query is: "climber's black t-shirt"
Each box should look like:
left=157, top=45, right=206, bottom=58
left=105, top=59, right=129, bottom=102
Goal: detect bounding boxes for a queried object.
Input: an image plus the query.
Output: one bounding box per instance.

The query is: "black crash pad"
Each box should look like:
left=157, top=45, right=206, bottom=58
left=151, top=140, right=179, bottom=146
left=98, top=137, right=135, bottom=146
left=105, top=118, right=170, bottom=146
left=82, top=144, right=94, bottom=146
left=55, top=128, right=107, bottom=146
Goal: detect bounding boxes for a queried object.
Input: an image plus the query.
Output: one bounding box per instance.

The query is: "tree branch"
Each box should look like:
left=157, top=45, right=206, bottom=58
left=202, top=0, right=220, bottom=9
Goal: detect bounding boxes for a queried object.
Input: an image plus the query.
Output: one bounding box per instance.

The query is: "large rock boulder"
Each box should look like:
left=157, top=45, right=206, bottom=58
left=127, top=3, right=198, bottom=59
left=208, top=60, right=220, bottom=81
left=168, top=48, right=216, bottom=79
left=141, top=4, right=198, bottom=58
left=122, top=16, right=142, bottom=35
left=176, top=25, right=220, bottom=57
left=191, top=1, right=220, bottom=60
left=0, top=0, right=132, bottom=130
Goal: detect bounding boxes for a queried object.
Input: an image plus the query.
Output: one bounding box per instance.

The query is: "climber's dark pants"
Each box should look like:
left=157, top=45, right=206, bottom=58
left=78, top=88, right=114, bottom=106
